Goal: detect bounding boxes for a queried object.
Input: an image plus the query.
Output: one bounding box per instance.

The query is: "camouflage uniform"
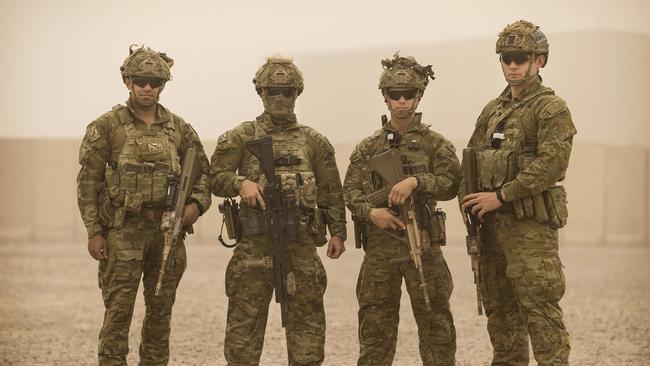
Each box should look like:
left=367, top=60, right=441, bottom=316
left=77, top=46, right=211, bottom=366
left=459, top=21, right=576, bottom=366
left=210, top=58, right=347, bottom=366
left=344, top=54, right=460, bottom=366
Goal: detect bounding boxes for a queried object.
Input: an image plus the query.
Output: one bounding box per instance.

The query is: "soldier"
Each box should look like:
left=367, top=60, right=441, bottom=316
left=459, top=20, right=576, bottom=365
left=210, top=56, right=347, bottom=366
left=77, top=45, right=212, bottom=365
left=343, top=53, right=460, bottom=366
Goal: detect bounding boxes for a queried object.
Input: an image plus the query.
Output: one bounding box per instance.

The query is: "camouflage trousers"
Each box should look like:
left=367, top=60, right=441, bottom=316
left=224, top=236, right=327, bottom=366
left=480, top=212, right=570, bottom=366
left=97, top=214, right=187, bottom=366
left=357, top=228, right=456, bottom=366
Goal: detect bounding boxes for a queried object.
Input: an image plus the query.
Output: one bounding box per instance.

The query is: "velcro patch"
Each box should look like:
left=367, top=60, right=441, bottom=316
left=87, top=125, right=101, bottom=142
left=147, top=142, right=163, bottom=153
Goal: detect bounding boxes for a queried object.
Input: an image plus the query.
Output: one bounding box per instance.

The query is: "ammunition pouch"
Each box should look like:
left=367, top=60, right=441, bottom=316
left=476, top=148, right=568, bottom=228
left=352, top=215, right=368, bottom=250
left=428, top=209, right=447, bottom=246
left=475, top=148, right=518, bottom=191
left=543, top=185, right=568, bottom=229
left=298, top=207, right=328, bottom=247
left=509, top=186, right=568, bottom=228
left=97, top=183, right=114, bottom=229
left=239, top=209, right=272, bottom=238
left=239, top=206, right=327, bottom=246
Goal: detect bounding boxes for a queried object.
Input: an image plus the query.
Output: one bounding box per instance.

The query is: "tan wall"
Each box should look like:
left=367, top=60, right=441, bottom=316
left=0, top=139, right=647, bottom=246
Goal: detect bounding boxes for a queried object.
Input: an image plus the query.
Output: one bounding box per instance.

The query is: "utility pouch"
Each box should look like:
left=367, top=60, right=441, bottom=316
left=522, top=196, right=535, bottom=218
left=218, top=198, right=242, bottom=248
left=240, top=210, right=267, bottom=238
left=543, top=186, right=568, bottom=229
left=353, top=215, right=368, bottom=250
left=97, top=186, right=115, bottom=229
left=429, top=209, right=447, bottom=246
left=300, top=207, right=327, bottom=247
left=512, top=199, right=526, bottom=219
left=475, top=149, right=518, bottom=191
left=124, top=191, right=143, bottom=214
left=113, top=207, right=126, bottom=229
left=104, top=165, right=121, bottom=201
left=532, top=193, right=550, bottom=224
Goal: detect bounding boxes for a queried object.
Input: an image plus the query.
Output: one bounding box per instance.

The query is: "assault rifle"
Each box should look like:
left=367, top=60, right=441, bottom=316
left=368, top=149, right=431, bottom=311
left=156, top=145, right=201, bottom=296
left=246, top=135, right=295, bottom=327
left=462, top=147, right=484, bottom=315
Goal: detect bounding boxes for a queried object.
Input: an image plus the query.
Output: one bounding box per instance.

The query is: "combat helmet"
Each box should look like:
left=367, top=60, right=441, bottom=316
left=496, top=20, right=549, bottom=66
left=120, top=45, right=174, bottom=81
left=253, top=57, right=304, bottom=96
left=378, top=52, right=435, bottom=93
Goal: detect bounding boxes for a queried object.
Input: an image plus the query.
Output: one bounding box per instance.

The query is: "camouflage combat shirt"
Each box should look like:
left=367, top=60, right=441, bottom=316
left=77, top=99, right=211, bottom=238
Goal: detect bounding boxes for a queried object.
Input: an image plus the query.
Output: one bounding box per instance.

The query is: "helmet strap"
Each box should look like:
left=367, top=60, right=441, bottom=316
left=505, top=53, right=538, bottom=87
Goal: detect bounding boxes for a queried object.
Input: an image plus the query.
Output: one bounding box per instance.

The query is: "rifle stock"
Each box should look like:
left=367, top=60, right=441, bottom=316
left=155, top=145, right=200, bottom=296
left=462, top=147, right=484, bottom=315
left=367, top=149, right=431, bottom=311
left=245, top=135, right=291, bottom=327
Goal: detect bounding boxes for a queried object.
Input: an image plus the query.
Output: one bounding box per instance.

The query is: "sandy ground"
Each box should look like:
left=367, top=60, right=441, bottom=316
left=1, top=239, right=649, bottom=366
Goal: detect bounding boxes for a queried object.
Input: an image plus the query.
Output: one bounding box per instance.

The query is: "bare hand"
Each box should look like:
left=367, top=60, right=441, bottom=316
left=88, top=234, right=107, bottom=260
left=369, top=208, right=405, bottom=231
left=240, top=179, right=266, bottom=209
left=388, top=177, right=417, bottom=207
left=327, top=235, right=345, bottom=259
left=181, top=202, right=201, bottom=227
left=461, top=192, right=503, bottom=222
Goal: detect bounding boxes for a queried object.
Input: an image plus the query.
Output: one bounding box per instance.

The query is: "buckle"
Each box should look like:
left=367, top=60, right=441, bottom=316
left=142, top=162, right=155, bottom=174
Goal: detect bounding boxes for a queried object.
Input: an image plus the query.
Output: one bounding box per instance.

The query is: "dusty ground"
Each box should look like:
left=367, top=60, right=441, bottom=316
left=1, top=240, right=649, bottom=366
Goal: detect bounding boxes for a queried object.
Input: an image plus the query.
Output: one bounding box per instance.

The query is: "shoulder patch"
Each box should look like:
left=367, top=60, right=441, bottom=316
left=86, top=125, right=101, bottom=142
left=540, top=99, right=568, bottom=120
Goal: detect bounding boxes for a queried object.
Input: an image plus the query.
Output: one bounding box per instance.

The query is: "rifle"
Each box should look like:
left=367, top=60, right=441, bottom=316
left=462, top=147, right=484, bottom=315
left=245, top=135, right=294, bottom=327
left=367, top=149, right=431, bottom=311
left=155, top=145, right=201, bottom=296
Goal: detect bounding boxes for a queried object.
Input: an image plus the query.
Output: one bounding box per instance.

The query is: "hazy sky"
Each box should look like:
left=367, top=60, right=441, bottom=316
left=1, top=0, right=648, bottom=139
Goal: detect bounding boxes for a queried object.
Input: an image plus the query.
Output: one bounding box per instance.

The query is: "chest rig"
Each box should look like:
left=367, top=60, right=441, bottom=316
left=354, top=114, right=447, bottom=249
left=104, top=105, right=182, bottom=216
left=474, top=86, right=552, bottom=192
left=362, top=114, right=430, bottom=201
left=474, top=87, right=569, bottom=228
left=234, top=116, right=326, bottom=246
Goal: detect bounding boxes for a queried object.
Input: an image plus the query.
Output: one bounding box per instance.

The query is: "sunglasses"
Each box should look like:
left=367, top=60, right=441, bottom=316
left=500, top=53, right=531, bottom=65
left=132, top=76, right=164, bottom=89
left=387, top=89, right=418, bottom=101
left=266, top=88, right=296, bottom=97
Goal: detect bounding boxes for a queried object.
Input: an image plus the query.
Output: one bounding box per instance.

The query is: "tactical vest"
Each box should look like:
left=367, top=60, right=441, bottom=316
left=358, top=114, right=446, bottom=247
left=237, top=116, right=326, bottom=246
left=103, top=105, right=181, bottom=226
left=474, top=86, right=552, bottom=192
left=475, top=87, right=568, bottom=228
